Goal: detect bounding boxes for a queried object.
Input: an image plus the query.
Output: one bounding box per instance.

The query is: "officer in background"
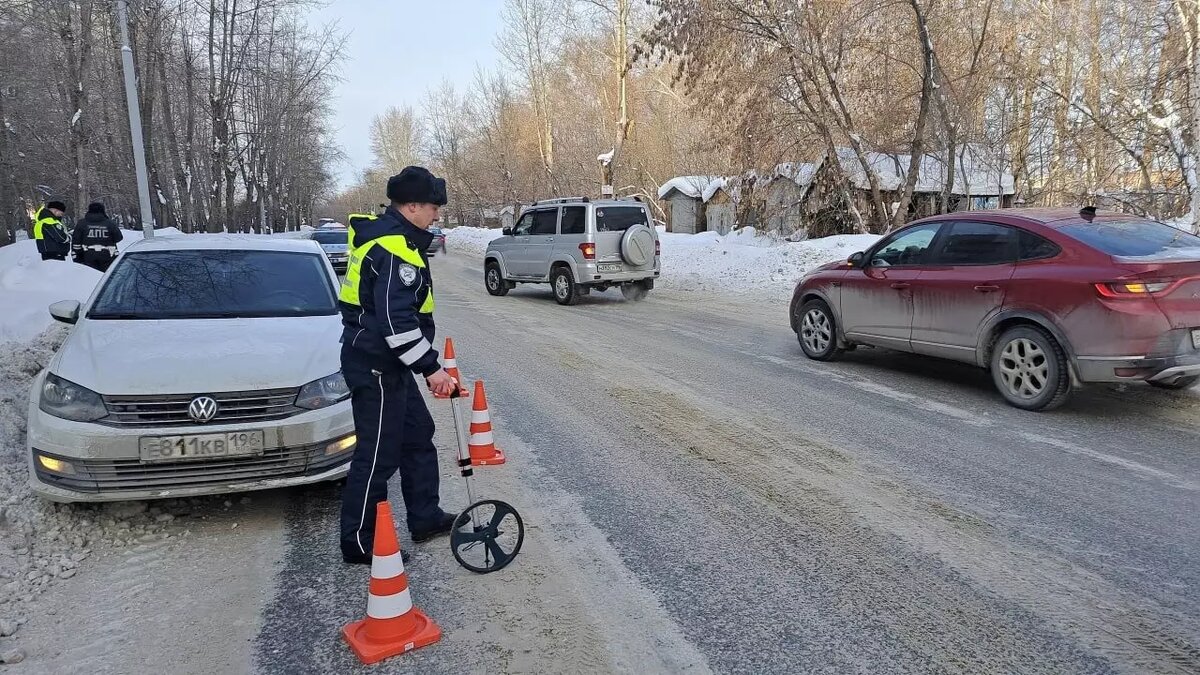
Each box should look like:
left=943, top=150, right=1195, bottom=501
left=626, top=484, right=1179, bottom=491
left=33, top=200, right=70, bottom=261
left=337, top=166, right=457, bottom=565
left=72, top=202, right=123, bottom=272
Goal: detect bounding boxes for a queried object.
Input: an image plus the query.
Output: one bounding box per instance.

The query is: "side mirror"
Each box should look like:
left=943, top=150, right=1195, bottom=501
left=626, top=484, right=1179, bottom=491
left=49, top=300, right=81, bottom=325
left=502, top=227, right=512, bottom=236
left=848, top=252, right=865, bottom=268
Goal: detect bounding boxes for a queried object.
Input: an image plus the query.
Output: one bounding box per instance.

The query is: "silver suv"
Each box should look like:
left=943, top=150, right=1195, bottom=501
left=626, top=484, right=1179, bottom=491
left=484, top=197, right=660, bottom=305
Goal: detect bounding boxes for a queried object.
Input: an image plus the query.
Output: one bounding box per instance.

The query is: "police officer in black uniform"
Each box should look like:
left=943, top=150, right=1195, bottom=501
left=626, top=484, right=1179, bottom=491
left=72, top=202, right=123, bottom=272
left=337, top=166, right=457, bottom=565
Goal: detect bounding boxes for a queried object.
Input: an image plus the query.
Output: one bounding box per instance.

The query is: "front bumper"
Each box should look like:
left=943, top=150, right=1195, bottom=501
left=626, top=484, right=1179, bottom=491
left=327, top=255, right=349, bottom=272
left=27, top=379, right=355, bottom=503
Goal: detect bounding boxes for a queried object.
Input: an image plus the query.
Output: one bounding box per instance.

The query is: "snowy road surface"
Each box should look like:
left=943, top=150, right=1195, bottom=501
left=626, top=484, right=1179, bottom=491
left=6, top=249, right=1200, bottom=674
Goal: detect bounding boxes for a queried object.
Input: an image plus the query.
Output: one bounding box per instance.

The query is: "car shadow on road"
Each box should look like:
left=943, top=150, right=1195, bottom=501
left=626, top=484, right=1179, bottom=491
left=815, top=344, right=1197, bottom=418
left=501, top=286, right=637, bottom=306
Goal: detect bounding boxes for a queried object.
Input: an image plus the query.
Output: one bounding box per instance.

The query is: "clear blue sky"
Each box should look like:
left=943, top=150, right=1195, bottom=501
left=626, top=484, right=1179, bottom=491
left=307, top=1, right=507, bottom=189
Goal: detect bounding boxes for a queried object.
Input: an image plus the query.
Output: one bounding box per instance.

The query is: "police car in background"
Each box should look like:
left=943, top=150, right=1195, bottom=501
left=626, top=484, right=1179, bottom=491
left=309, top=228, right=350, bottom=273
left=428, top=226, right=446, bottom=256
left=27, top=235, right=355, bottom=502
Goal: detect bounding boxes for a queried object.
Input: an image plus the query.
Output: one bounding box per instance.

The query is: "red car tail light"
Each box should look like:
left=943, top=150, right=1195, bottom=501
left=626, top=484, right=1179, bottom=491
left=1094, top=281, right=1172, bottom=298
left=579, top=243, right=596, bottom=259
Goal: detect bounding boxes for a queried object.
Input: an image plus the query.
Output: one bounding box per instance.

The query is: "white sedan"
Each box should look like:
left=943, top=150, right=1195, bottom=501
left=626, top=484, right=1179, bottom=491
left=27, top=235, right=356, bottom=502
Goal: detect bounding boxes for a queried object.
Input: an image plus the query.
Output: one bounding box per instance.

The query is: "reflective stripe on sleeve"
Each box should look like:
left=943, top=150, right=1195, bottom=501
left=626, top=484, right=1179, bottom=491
left=399, top=338, right=432, bottom=366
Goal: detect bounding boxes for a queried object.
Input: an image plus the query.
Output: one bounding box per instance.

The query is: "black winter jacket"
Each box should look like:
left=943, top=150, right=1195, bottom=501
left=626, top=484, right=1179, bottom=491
left=73, top=212, right=124, bottom=248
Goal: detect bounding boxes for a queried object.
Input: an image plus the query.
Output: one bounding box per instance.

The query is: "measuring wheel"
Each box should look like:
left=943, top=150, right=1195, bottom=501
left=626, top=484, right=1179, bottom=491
left=450, top=499, right=524, bottom=573
left=446, top=384, right=525, bottom=574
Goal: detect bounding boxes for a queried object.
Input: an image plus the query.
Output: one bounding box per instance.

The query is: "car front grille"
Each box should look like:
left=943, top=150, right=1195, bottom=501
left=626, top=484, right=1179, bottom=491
left=101, top=388, right=302, bottom=428
left=34, top=441, right=352, bottom=493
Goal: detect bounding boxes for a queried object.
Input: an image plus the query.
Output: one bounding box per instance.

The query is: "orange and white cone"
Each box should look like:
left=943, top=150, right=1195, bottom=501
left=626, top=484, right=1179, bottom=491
left=434, top=337, right=462, bottom=400
left=468, top=380, right=506, bottom=466
left=343, top=501, right=441, bottom=664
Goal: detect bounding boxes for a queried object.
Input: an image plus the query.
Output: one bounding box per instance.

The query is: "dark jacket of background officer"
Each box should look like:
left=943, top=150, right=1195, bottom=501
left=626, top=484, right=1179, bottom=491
left=72, top=202, right=123, bottom=272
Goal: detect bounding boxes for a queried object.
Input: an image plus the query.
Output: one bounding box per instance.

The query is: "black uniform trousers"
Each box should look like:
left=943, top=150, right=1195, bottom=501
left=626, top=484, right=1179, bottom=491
left=74, top=248, right=115, bottom=272
left=339, top=344, right=445, bottom=558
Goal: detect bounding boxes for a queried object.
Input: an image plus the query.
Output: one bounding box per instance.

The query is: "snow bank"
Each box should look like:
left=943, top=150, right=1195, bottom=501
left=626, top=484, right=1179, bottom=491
left=0, top=227, right=184, bottom=343
left=1165, top=216, right=1197, bottom=233
left=656, top=230, right=880, bottom=296
left=444, top=225, right=880, bottom=297
left=0, top=243, right=101, bottom=343
left=446, top=226, right=505, bottom=257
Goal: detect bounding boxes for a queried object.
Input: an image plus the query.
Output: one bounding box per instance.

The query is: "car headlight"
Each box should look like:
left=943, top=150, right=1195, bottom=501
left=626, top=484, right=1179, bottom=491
left=39, top=373, right=108, bottom=422
left=296, top=372, right=351, bottom=410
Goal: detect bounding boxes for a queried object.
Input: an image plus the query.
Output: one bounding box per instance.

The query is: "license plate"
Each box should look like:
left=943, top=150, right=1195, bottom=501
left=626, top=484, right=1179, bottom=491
left=139, top=431, right=265, bottom=463
left=598, top=263, right=622, bottom=273
left=1192, top=329, right=1200, bottom=350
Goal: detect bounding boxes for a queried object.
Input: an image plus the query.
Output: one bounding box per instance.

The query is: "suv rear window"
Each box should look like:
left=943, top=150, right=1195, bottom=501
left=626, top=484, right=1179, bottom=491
left=1058, top=219, right=1200, bottom=259
left=595, top=206, right=647, bottom=232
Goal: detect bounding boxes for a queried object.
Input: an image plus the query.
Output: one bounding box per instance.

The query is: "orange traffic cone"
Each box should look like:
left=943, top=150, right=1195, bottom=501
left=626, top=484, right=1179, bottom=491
left=468, top=380, right=506, bottom=466
left=343, top=502, right=441, bottom=664
left=434, top=338, right=462, bottom=400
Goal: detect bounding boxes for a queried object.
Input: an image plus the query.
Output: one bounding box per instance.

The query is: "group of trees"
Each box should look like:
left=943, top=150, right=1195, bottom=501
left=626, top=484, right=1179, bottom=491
left=331, top=0, right=1200, bottom=235
left=0, top=0, right=343, bottom=245
left=8, top=0, right=1196, bottom=242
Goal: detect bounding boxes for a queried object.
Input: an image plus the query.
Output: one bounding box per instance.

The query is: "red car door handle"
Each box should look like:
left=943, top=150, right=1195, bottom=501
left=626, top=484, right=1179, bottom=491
left=891, top=282, right=910, bottom=290
left=974, top=284, right=1001, bottom=293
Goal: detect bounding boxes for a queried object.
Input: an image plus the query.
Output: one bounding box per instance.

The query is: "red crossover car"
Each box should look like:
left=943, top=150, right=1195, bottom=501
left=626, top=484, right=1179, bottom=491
left=790, top=208, right=1200, bottom=410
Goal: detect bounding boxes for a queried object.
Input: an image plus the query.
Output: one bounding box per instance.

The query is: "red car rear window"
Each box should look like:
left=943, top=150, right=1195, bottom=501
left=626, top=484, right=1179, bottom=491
left=1057, top=219, right=1200, bottom=260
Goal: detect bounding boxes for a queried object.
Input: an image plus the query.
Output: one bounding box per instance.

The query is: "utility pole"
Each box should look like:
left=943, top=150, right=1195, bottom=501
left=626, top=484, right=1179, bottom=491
left=116, top=0, right=156, bottom=239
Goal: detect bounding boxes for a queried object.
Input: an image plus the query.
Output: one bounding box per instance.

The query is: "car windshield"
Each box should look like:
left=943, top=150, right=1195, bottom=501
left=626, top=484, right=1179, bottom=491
left=312, top=231, right=347, bottom=245
left=88, top=249, right=337, bottom=319
left=1058, top=219, right=1200, bottom=260
left=595, top=206, right=648, bottom=232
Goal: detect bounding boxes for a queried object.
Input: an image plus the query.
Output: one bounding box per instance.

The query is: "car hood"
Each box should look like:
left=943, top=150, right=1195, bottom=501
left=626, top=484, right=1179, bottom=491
left=53, top=315, right=343, bottom=395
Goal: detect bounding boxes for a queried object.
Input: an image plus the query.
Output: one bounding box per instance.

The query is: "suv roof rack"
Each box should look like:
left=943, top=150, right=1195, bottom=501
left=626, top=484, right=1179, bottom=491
left=533, top=196, right=590, bottom=205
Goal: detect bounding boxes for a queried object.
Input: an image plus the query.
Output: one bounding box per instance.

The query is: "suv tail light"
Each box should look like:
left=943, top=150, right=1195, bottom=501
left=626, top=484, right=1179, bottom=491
left=1094, top=281, right=1171, bottom=298
left=655, top=240, right=661, bottom=256
left=579, top=243, right=596, bottom=260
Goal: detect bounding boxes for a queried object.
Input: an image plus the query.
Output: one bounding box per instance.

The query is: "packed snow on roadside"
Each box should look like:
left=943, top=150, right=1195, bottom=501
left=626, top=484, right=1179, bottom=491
left=0, top=225, right=254, bottom=654
left=445, top=225, right=880, bottom=296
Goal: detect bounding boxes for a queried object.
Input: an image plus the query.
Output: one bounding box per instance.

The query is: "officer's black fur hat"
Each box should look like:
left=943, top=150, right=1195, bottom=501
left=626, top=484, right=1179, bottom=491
left=86, top=202, right=106, bottom=215
left=386, top=166, right=447, bottom=206
left=46, top=200, right=66, bottom=212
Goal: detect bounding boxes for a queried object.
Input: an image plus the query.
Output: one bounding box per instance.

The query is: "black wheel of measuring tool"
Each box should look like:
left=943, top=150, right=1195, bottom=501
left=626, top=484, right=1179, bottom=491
left=450, top=499, right=524, bottom=574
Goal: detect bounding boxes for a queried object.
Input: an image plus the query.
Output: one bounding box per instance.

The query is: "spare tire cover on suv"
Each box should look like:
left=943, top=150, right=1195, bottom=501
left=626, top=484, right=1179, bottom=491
left=620, top=225, right=655, bottom=267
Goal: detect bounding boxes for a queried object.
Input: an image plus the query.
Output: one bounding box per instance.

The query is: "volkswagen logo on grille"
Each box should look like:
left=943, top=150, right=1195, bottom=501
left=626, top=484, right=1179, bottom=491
left=188, top=396, right=219, bottom=423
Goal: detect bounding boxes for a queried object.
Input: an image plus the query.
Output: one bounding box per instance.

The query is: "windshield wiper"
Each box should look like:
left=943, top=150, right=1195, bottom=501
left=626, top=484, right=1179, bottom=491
left=88, top=312, right=151, bottom=320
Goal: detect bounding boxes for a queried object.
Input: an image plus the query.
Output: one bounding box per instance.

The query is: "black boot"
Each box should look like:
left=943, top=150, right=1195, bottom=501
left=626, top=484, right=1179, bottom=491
left=411, top=512, right=457, bottom=543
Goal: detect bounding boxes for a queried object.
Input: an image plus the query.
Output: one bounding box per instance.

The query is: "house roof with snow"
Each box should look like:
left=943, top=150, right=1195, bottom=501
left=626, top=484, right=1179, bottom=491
left=702, top=177, right=728, bottom=202
left=762, top=162, right=822, bottom=194
left=658, top=176, right=722, bottom=200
